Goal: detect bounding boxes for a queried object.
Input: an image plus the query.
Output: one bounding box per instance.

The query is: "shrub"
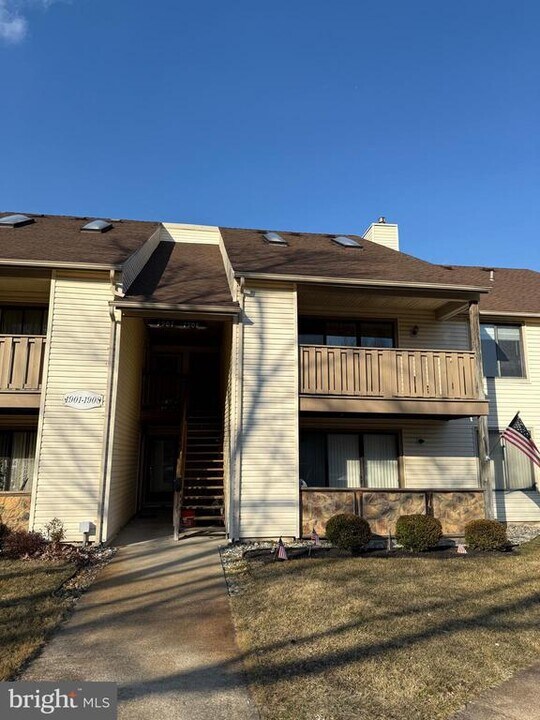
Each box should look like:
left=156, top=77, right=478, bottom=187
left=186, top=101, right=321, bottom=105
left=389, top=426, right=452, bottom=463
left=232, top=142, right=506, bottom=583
left=41, top=542, right=91, bottom=567
left=44, top=517, right=65, bottom=545
left=395, top=514, right=442, bottom=552
left=465, top=519, right=508, bottom=551
left=325, top=513, right=371, bottom=552
left=0, top=521, right=10, bottom=543
left=2, top=530, right=47, bottom=559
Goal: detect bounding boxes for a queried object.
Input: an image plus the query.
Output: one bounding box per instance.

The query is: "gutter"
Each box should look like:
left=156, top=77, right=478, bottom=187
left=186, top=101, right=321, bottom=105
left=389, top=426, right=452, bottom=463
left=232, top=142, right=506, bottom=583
left=0, top=258, right=119, bottom=271
left=96, top=272, right=121, bottom=544
left=231, top=277, right=245, bottom=541
left=234, top=271, right=491, bottom=295
left=112, top=300, right=240, bottom=316
left=480, top=310, right=540, bottom=319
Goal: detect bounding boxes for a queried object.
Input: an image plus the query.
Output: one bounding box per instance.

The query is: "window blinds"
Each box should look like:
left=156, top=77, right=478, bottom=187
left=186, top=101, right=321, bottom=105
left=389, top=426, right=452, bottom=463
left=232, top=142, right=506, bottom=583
left=364, top=434, right=399, bottom=488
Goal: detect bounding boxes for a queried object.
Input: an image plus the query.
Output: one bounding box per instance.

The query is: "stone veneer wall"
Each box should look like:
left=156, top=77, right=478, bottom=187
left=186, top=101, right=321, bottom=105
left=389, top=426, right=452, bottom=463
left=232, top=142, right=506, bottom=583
left=0, top=493, right=31, bottom=531
left=301, top=489, right=485, bottom=538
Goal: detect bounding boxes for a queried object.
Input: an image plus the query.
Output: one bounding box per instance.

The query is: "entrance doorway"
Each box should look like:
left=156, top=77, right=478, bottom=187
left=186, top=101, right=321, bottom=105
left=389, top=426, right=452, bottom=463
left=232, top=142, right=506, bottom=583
left=137, top=318, right=229, bottom=528
left=144, top=435, right=179, bottom=506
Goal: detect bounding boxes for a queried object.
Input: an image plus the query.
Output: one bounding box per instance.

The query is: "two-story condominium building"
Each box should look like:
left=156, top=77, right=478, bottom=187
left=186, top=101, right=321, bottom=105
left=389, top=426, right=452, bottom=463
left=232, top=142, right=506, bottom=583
left=0, top=212, right=538, bottom=542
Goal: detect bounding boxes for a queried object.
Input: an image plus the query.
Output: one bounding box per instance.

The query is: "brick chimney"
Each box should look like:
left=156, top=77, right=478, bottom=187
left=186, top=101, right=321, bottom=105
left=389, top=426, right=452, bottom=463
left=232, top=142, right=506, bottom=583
left=363, top=217, right=399, bottom=251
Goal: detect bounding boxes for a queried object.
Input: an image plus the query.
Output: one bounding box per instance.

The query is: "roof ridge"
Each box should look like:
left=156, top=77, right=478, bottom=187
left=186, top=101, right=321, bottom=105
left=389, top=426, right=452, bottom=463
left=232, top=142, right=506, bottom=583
left=442, top=264, right=540, bottom=273
left=0, top=211, right=159, bottom=224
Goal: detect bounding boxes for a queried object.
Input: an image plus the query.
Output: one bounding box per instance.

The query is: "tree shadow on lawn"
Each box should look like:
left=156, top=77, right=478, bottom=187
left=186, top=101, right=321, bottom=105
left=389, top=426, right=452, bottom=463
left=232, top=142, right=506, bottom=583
left=0, top=560, right=76, bottom=680
left=114, top=570, right=540, bottom=700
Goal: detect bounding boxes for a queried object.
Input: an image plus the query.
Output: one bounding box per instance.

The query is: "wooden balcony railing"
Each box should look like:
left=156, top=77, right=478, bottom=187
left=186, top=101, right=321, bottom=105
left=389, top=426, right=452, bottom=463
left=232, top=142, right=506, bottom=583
left=0, top=335, right=46, bottom=392
left=299, top=345, right=481, bottom=401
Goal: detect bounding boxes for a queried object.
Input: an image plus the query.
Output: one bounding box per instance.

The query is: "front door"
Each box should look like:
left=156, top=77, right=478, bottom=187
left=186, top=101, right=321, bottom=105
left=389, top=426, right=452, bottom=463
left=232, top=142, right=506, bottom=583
left=144, top=436, right=178, bottom=506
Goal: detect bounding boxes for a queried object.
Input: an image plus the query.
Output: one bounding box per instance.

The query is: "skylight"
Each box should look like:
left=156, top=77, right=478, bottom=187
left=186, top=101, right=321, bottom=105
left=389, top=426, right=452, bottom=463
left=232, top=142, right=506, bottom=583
left=263, top=232, right=288, bottom=245
left=0, top=214, right=35, bottom=228
left=332, top=235, right=362, bottom=248
left=81, top=219, right=113, bottom=233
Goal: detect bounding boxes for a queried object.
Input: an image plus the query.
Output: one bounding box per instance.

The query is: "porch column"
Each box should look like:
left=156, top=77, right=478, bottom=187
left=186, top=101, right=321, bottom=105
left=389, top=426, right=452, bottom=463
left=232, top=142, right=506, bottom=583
left=469, top=301, right=494, bottom=519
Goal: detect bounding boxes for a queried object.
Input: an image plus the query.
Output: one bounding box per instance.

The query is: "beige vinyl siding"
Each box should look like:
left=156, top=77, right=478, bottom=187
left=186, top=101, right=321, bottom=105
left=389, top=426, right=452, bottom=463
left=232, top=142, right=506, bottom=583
left=401, top=419, right=478, bottom=488
left=362, top=223, right=400, bottom=251
left=121, top=228, right=161, bottom=292
left=485, top=319, right=540, bottom=521
left=30, top=272, right=113, bottom=541
left=494, top=491, right=540, bottom=522
left=160, top=223, right=221, bottom=245
left=226, top=312, right=243, bottom=539
left=102, top=316, right=145, bottom=540
left=402, top=314, right=469, bottom=351
left=239, top=284, right=299, bottom=537
left=300, top=416, right=479, bottom=489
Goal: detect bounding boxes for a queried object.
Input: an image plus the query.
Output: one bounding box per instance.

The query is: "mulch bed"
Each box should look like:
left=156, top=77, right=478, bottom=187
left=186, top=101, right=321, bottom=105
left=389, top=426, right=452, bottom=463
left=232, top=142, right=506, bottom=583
left=243, top=544, right=515, bottom=563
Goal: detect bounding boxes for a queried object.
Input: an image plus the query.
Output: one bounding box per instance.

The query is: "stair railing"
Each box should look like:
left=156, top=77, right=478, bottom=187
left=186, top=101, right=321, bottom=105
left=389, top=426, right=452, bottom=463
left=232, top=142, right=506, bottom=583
left=173, top=392, right=189, bottom=541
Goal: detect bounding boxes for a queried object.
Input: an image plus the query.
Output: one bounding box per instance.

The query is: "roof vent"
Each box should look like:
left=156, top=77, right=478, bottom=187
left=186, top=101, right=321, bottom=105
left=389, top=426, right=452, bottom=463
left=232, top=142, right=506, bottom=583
left=263, top=232, right=288, bottom=245
left=0, top=213, right=35, bottom=228
left=332, top=235, right=362, bottom=248
left=81, top=219, right=113, bottom=233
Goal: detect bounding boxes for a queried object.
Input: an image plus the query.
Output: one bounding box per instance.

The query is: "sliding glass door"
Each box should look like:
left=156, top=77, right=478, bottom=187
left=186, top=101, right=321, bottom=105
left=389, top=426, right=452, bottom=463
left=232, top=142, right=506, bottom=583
left=327, top=434, right=362, bottom=488
left=363, top=433, right=399, bottom=488
left=300, top=431, right=400, bottom=489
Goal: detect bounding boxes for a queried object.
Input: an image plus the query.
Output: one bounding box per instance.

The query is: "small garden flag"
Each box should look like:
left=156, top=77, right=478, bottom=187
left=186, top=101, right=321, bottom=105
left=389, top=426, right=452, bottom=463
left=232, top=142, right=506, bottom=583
left=311, top=528, right=320, bottom=546
left=501, top=414, right=540, bottom=468
left=277, top=537, right=288, bottom=561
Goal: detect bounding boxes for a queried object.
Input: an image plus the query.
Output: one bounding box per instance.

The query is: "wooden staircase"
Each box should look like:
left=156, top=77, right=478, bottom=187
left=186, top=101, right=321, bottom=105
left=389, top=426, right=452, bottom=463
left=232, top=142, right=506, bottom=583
left=181, top=416, right=224, bottom=527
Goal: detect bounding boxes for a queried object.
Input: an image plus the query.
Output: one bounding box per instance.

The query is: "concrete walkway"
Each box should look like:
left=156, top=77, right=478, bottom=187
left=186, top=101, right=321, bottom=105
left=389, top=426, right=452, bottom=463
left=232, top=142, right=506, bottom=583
left=22, top=517, right=258, bottom=720
left=452, top=662, right=540, bottom=719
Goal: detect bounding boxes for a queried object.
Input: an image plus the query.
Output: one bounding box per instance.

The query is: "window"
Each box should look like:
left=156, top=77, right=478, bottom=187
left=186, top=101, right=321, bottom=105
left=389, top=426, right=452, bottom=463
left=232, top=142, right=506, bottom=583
left=358, top=321, right=395, bottom=349
left=0, top=431, right=37, bottom=492
left=489, top=430, right=536, bottom=491
left=0, top=307, right=48, bottom=335
left=298, top=318, right=395, bottom=348
left=300, top=431, right=400, bottom=489
left=326, top=321, right=356, bottom=347
left=481, top=324, right=524, bottom=378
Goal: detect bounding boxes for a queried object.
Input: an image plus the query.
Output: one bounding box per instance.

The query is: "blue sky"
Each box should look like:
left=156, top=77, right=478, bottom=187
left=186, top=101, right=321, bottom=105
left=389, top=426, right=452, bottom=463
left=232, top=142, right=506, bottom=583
left=1, top=1, right=539, bottom=268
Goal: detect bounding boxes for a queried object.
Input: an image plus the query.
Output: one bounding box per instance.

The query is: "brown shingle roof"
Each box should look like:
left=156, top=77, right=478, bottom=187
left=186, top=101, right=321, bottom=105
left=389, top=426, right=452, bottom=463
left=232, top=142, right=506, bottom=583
left=440, top=266, right=540, bottom=315
left=124, top=241, right=236, bottom=308
left=0, top=213, right=159, bottom=267
left=219, top=227, right=490, bottom=290
left=3, top=213, right=537, bottom=315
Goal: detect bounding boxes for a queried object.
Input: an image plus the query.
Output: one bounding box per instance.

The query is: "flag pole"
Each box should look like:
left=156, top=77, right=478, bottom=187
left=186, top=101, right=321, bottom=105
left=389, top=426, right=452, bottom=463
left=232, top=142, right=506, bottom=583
left=486, top=411, right=520, bottom=459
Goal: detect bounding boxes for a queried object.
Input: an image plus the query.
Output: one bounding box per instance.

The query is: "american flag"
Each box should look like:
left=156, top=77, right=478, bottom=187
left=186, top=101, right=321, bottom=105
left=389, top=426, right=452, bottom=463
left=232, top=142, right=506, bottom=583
left=311, top=528, right=320, bottom=546
left=277, top=537, right=288, bottom=561
left=502, top=414, right=540, bottom=468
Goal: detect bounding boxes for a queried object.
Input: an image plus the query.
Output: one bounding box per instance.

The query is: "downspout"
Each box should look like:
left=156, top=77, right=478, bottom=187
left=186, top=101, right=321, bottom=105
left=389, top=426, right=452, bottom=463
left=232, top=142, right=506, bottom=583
left=96, top=270, right=121, bottom=544
left=231, top=276, right=246, bottom=541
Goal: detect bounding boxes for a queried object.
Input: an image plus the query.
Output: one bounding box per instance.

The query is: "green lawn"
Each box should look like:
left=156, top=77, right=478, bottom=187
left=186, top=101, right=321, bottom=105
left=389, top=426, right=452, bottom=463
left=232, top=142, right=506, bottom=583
left=230, top=544, right=540, bottom=720
left=0, top=559, right=76, bottom=680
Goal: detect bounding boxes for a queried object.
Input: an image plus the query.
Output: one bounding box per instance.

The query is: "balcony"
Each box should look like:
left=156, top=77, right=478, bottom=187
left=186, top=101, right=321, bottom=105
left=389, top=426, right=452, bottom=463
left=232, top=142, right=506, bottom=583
left=299, top=345, right=489, bottom=417
left=0, top=335, right=46, bottom=408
